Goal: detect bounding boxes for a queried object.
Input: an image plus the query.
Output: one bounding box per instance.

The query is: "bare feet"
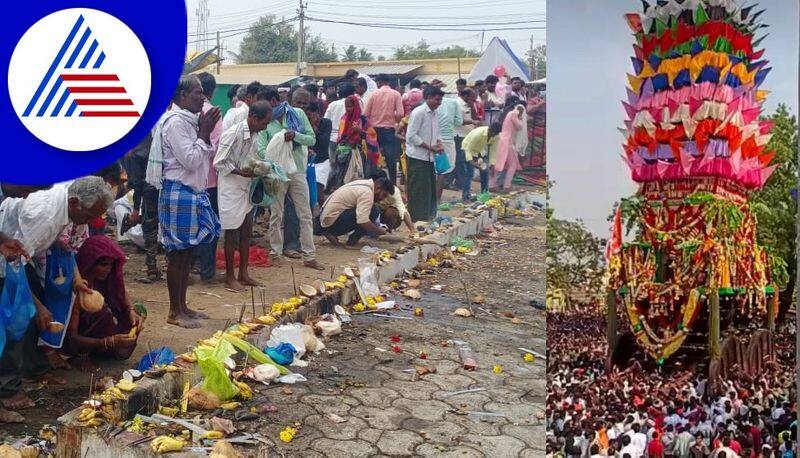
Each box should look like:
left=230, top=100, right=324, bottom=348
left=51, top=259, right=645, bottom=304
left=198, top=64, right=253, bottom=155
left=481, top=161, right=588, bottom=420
left=69, top=356, right=97, bottom=373
left=1, top=392, right=35, bottom=410
left=225, top=277, right=246, bottom=292
left=45, top=352, right=70, bottom=370
left=184, top=308, right=210, bottom=320
left=167, top=314, right=201, bottom=329
left=282, top=249, right=302, bottom=259
left=303, top=259, right=326, bottom=271
left=0, top=408, right=24, bottom=423
left=324, top=234, right=341, bottom=246
left=238, top=275, right=262, bottom=287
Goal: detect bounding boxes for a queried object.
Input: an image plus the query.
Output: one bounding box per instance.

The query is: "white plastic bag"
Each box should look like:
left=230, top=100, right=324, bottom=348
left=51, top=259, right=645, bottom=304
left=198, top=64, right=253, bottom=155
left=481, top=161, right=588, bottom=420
left=266, top=324, right=307, bottom=358
left=357, top=260, right=381, bottom=298
left=112, top=196, right=145, bottom=249
left=263, top=129, right=298, bottom=176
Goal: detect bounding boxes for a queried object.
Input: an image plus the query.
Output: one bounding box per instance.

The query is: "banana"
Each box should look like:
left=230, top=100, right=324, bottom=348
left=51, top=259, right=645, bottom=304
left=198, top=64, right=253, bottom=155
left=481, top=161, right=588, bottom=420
left=150, top=436, right=185, bottom=454
left=234, top=381, right=253, bottom=400
left=179, top=353, right=197, bottom=363
left=227, top=330, right=245, bottom=339
left=200, top=431, right=224, bottom=440
left=128, top=326, right=138, bottom=338
left=220, top=401, right=241, bottom=411
left=159, top=406, right=179, bottom=417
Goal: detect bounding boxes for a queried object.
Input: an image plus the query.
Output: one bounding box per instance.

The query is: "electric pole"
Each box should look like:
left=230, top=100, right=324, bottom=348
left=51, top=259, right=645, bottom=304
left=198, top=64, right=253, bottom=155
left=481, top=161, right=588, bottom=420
left=529, top=36, right=535, bottom=80
left=195, top=0, right=210, bottom=52
left=296, top=0, right=307, bottom=77
left=216, top=31, right=221, bottom=74
left=480, top=31, right=485, bottom=52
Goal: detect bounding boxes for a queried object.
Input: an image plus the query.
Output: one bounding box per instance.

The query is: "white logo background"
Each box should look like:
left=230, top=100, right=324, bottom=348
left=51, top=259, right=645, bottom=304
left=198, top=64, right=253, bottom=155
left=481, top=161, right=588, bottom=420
left=8, top=8, right=151, bottom=152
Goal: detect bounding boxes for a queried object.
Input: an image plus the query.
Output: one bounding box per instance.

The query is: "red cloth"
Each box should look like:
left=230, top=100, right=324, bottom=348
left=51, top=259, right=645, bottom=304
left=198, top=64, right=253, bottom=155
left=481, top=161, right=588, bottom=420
left=75, top=235, right=130, bottom=330
left=215, top=246, right=271, bottom=269
left=339, top=95, right=364, bottom=145
left=648, top=439, right=664, bottom=458
left=88, top=216, right=106, bottom=230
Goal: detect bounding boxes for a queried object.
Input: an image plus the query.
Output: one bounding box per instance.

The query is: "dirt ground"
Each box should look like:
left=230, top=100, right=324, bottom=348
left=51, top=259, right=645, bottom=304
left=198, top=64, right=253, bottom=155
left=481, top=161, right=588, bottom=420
left=0, top=188, right=545, bottom=457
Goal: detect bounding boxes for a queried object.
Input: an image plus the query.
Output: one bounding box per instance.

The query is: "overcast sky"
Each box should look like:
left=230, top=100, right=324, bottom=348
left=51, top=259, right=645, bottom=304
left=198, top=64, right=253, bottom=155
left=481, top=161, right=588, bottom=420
left=184, top=0, right=545, bottom=62
left=548, top=0, right=798, bottom=235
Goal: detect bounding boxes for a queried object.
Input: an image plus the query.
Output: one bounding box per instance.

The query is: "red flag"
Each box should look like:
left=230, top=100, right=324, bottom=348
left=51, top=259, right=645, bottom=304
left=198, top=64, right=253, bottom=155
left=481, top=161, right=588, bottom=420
left=606, top=207, right=622, bottom=263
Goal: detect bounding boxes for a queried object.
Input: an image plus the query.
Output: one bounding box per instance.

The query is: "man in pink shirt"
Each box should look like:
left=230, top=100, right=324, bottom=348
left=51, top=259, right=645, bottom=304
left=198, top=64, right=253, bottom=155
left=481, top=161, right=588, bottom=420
left=195, top=72, right=223, bottom=284
left=364, top=74, right=404, bottom=184
left=402, top=79, right=423, bottom=117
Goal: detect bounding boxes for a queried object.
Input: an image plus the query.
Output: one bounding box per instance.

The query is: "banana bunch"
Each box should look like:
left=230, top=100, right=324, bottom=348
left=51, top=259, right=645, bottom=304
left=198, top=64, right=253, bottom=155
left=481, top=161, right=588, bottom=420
left=197, top=336, right=221, bottom=348
left=179, top=352, right=197, bottom=363
left=234, top=380, right=252, bottom=400
left=238, top=323, right=257, bottom=334
left=324, top=280, right=346, bottom=290
left=150, top=436, right=185, bottom=454
left=256, top=315, right=276, bottom=325
left=104, top=386, right=127, bottom=400
left=226, top=329, right=245, bottom=339
left=116, top=379, right=137, bottom=392
left=76, top=407, right=98, bottom=422
left=336, top=275, right=348, bottom=283
left=352, top=302, right=366, bottom=312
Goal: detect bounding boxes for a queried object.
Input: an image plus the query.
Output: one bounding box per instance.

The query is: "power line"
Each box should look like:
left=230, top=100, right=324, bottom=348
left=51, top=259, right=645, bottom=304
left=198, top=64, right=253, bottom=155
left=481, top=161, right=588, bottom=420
left=307, top=16, right=543, bottom=27
left=188, top=15, right=298, bottom=37
left=305, top=9, right=545, bottom=21
left=186, top=16, right=299, bottom=44
left=306, top=16, right=545, bottom=32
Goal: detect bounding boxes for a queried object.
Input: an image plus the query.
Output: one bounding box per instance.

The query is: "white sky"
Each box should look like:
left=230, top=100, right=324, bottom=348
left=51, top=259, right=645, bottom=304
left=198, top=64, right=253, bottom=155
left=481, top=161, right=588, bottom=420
left=184, top=0, right=545, bottom=62
left=548, top=0, right=798, bottom=235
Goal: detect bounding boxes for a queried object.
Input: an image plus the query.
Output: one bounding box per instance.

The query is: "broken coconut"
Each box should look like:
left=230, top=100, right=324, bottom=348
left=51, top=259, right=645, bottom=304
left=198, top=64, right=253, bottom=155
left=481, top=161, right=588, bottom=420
left=343, top=266, right=356, bottom=278
left=452, top=308, right=473, bottom=317
left=299, top=284, right=317, bottom=297
left=406, top=279, right=421, bottom=288
left=403, top=289, right=422, bottom=300
left=122, top=369, right=143, bottom=382
left=187, top=387, right=220, bottom=410
left=81, top=290, right=105, bottom=313
left=312, top=279, right=326, bottom=294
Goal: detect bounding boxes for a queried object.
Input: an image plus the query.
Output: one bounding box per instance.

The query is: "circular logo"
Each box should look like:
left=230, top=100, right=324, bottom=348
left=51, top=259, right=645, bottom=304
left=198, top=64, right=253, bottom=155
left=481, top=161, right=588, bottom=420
left=8, top=8, right=151, bottom=151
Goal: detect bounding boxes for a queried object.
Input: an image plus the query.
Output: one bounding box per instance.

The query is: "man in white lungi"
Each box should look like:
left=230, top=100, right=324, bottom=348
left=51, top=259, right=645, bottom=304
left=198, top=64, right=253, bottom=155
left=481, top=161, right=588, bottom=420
left=213, top=101, right=273, bottom=291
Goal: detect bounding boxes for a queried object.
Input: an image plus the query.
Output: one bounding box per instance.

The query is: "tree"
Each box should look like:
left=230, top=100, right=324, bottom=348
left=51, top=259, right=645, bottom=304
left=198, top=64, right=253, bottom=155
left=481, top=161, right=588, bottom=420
left=547, top=182, right=607, bottom=303
left=527, top=44, right=546, bottom=80
left=393, top=40, right=479, bottom=60
left=342, top=45, right=374, bottom=62
left=750, top=104, right=798, bottom=319
left=236, top=15, right=338, bottom=64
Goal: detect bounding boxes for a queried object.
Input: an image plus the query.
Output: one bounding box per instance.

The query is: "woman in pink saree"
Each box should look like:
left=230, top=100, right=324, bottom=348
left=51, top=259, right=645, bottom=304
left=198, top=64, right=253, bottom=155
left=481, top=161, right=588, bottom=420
left=490, top=98, right=528, bottom=191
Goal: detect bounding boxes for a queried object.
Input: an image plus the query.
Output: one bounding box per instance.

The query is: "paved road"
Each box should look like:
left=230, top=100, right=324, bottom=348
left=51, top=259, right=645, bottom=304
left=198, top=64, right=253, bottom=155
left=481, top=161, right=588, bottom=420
left=237, top=211, right=545, bottom=457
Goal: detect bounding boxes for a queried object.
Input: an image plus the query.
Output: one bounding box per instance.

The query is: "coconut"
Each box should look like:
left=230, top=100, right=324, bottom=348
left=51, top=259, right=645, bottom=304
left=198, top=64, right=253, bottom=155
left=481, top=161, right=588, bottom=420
left=343, top=266, right=356, bottom=278
left=187, top=387, right=220, bottom=410
left=312, top=279, right=326, bottom=294
left=81, top=290, right=105, bottom=313
left=299, top=284, right=317, bottom=297
left=452, top=308, right=473, bottom=317
left=403, top=289, right=422, bottom=300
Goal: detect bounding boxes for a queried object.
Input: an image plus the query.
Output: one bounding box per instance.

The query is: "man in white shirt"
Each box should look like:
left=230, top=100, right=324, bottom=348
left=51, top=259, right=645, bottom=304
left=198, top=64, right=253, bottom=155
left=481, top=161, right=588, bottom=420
left=153, top=75, right=221, bottom=329
left=629, top=423, right=648, bottom=457
left=214, top=101, right=272, bottom=292
left=221, top=81, right=261, bottom=131
left=620, top=434, right=641, bottom=458
left=405, top=86, right=444, bottom=222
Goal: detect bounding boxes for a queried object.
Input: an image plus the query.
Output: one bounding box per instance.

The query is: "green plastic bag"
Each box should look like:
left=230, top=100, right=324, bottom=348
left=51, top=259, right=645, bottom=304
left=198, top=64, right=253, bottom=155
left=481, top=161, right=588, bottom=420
left=195, top=340, right=240, bottom=401
left=477, top=191, right=492, bottom=203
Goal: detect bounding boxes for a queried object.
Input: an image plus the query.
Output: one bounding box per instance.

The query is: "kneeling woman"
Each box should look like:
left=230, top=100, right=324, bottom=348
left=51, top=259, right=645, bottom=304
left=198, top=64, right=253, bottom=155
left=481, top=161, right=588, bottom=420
left=64, top=235, right=143, bottom=365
